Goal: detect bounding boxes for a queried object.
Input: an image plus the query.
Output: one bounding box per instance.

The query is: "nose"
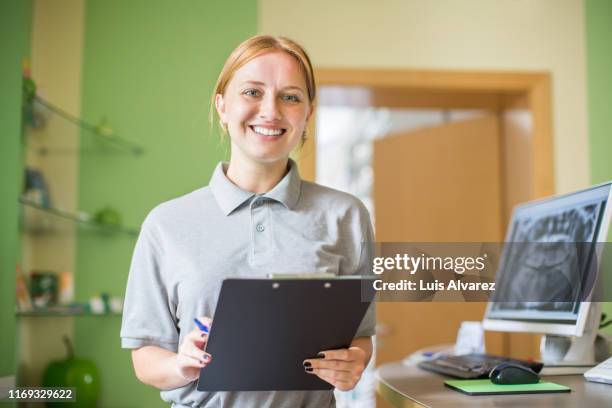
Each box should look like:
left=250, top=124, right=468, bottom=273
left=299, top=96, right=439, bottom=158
left=258, top=94, right=281, bottom=121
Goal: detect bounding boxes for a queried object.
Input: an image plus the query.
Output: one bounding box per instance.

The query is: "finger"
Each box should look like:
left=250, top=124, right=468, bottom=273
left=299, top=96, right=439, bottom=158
left=177, top=353, right=209, bottom=369
left=182, top=341, right=213, bottom=363
left=311, top=369, right=354, bottom=390
left=184, top=329, right=208, bottom=350
left=316, top=348, right=351, bottom=361
left=304, top=359, right=353, bottom=372
left=310, top=368, right=354, bottom=383
left=187, top=327, right=209, bottom=343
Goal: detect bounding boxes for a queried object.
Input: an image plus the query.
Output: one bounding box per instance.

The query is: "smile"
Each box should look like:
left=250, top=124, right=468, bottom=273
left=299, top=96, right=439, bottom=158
left=250, top=126, right=286, bottom=137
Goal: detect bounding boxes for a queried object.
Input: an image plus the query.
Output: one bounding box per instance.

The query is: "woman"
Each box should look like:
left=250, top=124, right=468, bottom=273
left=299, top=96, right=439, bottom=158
left=120, top=35, right=375, bottom=407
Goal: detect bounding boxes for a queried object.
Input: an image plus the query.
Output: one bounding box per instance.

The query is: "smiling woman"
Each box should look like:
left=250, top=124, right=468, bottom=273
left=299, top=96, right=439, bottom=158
left=215, top=52, right=311, bottom=173
left=121, top=35, right=376, bottom=408
left=210, top=36, right=316, bottom=192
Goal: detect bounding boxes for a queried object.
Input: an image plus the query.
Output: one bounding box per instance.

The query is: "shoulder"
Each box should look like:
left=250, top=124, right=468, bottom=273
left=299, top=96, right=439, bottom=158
left=141, top=186, right=215, bottom=232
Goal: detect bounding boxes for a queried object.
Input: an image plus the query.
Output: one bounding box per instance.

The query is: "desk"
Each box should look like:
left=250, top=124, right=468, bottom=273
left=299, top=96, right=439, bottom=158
left=376, top=362, right=612, bottom=408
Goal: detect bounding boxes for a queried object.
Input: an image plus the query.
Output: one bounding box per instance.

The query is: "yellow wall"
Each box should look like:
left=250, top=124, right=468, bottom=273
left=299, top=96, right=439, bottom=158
left=20, top=0, right=84, bottom=385
left=260, top=0, right=589, bottom=194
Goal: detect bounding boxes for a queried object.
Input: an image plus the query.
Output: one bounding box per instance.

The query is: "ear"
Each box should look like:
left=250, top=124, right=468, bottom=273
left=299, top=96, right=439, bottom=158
left=215, top=93, right=227, bottom=124
left=305, top=102, right=315, bottom=125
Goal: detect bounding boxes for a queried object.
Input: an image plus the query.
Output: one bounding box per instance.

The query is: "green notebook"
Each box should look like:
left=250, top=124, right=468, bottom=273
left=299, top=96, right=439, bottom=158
left=444, top=379, right=571, bottom=395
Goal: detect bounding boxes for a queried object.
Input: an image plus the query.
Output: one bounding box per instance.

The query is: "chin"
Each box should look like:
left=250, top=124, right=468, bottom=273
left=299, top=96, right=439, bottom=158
left=232, top=140, right=296, bottom=166
left=245, top=146, right=294, bottom=163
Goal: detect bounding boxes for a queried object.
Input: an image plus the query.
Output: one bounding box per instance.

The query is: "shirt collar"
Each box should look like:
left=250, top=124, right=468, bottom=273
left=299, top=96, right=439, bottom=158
left=209, top=159, right=302, bottom=216
left=264, top=158, right=302, bottom=210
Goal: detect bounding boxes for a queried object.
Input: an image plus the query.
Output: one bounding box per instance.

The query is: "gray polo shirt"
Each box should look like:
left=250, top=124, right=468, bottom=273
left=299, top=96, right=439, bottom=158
left=120, top=159, right=375, bottom=408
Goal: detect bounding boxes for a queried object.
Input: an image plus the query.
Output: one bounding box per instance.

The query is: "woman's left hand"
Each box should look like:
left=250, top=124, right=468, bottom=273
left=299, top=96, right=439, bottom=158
left=303, top=346, right=367, bottom=391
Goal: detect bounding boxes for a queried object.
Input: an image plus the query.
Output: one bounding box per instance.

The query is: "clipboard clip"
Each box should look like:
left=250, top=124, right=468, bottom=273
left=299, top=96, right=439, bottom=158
left=266, top=273, right=336, bottom=279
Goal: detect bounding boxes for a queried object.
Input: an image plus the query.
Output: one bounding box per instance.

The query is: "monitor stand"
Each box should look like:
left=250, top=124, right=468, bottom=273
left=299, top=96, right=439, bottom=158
left=539, top=303, right=609, bottom=375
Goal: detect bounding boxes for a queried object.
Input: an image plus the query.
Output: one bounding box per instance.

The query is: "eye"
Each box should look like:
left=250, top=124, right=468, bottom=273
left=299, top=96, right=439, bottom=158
left=243, top=89, right=261, bottom=97
left=282, top=94, right=301, bottom=103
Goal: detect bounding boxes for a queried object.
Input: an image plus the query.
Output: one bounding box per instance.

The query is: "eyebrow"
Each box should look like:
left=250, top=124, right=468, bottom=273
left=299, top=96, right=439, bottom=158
left=240, top=81, right=306, bottom=93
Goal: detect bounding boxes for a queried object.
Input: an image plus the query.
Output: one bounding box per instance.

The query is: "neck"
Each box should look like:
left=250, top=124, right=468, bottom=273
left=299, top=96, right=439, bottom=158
left=226, top=154, right=289, bottom=194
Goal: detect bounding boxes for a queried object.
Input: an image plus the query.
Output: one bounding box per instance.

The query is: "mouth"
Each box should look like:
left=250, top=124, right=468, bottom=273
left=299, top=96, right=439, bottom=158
left=249, top=125, right=287, bottom=138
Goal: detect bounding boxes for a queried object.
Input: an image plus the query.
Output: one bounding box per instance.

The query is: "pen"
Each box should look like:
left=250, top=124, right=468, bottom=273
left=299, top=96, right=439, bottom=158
left=193, top=318, right=209, bottom=334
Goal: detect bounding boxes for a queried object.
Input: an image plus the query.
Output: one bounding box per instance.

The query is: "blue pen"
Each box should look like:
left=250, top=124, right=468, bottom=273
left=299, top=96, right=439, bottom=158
left=193, top=318, right=209, bottom=334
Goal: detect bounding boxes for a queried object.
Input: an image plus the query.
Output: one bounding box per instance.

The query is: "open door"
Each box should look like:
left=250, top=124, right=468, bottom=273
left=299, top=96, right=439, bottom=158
left=373, top=114, right=506, bottom=365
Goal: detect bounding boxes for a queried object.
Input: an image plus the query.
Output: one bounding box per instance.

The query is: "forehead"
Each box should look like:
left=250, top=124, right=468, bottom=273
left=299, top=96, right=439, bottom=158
left=231, top=51, right=307, bottom=89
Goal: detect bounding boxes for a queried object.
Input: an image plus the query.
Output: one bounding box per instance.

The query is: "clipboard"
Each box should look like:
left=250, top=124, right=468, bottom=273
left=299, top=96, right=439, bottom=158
left=197, top=277, right=375, bottom=391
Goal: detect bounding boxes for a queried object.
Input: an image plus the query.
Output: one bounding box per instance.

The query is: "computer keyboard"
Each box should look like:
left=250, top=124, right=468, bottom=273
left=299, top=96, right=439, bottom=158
left=584, top=356, right=612, bottom=384
left=418, top=353, right=544, bottom=379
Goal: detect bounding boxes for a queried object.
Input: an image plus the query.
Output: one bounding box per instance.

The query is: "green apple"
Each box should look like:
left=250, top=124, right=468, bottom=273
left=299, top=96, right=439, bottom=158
left=94, top=207, right=122, bottom=227
left=42, top=336, right=100, bottom=407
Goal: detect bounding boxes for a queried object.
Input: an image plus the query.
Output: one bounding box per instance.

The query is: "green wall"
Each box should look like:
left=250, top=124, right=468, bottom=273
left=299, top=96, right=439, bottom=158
left=74, top=1, right=255, bottom=406
left=0, top=0, right=31, bottom=377
left=586, top=0, right=612, bottom=334
left=1, top=1, right=604, bottom=403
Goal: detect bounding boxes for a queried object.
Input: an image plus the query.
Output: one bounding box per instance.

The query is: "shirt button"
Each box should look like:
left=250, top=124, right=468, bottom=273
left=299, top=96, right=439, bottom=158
left=256, top=224, right=265, bottom=232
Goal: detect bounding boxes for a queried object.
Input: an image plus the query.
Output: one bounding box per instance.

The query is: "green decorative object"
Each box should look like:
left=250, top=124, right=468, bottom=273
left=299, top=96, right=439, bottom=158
left=22, top=59, right=36, bottom=109
left=93, top=118, right=115, bottom=138
left=42, top=336, right=101, bottom=407
left=93, top=206, right=122, bottom=227
left=22, top=59, right=39, bottom=128
left=22, top=76, right=36, bottom=109
left=30, top=272, right=58, bottom=308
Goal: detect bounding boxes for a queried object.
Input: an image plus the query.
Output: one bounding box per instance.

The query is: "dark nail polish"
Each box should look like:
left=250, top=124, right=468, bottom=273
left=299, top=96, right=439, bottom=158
left=203, top=355, right=210, bottom=361
left=303, top=361, right=311, bottom=367
left=305, top=367, right=313, bottom=372
left=317, top=352, right=325, bottom=358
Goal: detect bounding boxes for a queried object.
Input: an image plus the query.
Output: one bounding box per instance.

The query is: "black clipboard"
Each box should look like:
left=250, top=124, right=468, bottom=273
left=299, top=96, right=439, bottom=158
left=197, top=277, right=375, bottom=391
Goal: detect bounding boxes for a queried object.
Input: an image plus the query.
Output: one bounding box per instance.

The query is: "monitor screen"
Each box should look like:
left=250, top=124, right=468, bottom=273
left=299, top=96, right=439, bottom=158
left=486, top=183, right=611, bottom=325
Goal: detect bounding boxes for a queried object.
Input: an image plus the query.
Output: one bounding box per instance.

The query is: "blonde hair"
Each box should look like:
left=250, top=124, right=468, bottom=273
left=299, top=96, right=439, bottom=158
left=209, top=35, right=316, bottom=137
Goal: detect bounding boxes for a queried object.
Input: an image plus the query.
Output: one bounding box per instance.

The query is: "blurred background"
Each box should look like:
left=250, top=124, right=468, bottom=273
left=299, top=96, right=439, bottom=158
left=1, top=0, right=611, bottom=407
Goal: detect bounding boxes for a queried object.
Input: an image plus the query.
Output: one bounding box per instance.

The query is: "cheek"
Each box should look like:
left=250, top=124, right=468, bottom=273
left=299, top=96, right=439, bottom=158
left=227, top=100, right=257, bottom=126
left=286, top=107, right=310, bottom=129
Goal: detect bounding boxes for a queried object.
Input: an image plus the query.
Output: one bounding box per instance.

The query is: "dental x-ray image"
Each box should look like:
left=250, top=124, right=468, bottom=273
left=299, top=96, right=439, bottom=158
left=493, top=201, right=603, bottom=312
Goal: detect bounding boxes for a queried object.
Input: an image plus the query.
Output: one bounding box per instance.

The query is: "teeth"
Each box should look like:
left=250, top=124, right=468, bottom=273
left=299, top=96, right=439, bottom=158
left=252, top=126, right=283, bottom=136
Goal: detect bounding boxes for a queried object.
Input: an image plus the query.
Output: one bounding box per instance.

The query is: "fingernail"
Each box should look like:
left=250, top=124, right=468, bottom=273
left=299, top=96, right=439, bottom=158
left=203, top=355, right=210, bottom=361
left=305, top=367, right=313, bottom=372
left=303, top=361, right=311, bottom=367
left=317, top=352, right=325, bottom=358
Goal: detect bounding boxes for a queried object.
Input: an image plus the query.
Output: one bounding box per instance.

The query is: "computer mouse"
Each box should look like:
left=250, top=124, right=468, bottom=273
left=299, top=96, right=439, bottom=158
left=489, top=363, right=540, bottom=385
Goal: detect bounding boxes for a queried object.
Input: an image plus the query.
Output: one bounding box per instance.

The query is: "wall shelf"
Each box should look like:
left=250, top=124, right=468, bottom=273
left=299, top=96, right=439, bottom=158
left=25, top=95, right=144, bottom=156
left=19, top=197, right=139, bottom=236
left=17, top=309, right=122, bottom=317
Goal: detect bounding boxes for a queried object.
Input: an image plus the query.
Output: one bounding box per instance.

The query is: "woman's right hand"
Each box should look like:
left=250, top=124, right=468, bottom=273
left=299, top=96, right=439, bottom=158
left=175, top=316, right=213, bottom=382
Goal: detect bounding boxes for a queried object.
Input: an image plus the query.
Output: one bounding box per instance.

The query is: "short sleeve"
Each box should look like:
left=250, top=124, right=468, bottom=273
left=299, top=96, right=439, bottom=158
left=120, top=213, right=179, bottom=351
left=352, top=203, right=376, bottom=338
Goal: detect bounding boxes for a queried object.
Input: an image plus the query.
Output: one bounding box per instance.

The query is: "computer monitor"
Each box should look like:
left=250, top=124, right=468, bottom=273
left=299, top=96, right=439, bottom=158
left=483, top=182, right=612, bottom=339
